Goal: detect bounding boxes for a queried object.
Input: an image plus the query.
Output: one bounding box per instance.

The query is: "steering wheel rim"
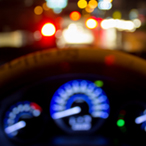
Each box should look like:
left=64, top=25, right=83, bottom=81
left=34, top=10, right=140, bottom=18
left=0, top=48, right=146, bottom=94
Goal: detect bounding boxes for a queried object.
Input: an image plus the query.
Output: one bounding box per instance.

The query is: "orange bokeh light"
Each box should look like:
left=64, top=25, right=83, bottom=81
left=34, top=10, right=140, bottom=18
left=70, top=11, right=81, bottom=21
left=41, top=23, right=56, bottom=36
left=88, top=0, right=98, bottom=9
left=85, top=5, right=94, bottom=13
left=42, top=2, right=50, bottom=11
left=77, top=0, right=87, bottom=9
left=34, top=6, right=43, bottom=15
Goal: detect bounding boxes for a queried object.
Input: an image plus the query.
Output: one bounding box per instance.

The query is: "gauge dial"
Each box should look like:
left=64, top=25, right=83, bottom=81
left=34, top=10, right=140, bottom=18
left=117, top=101, right=146, bottom=139
left=50, top=79, right=110, bottom=134
left=4, top=101, right=43, bottom=142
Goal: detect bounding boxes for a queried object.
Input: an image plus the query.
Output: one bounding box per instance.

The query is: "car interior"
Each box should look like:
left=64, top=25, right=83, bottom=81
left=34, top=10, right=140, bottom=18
left=0, top=0, right=146, bottom=146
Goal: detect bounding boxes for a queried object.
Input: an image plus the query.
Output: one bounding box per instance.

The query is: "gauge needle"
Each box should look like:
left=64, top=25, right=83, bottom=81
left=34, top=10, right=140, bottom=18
left=135, top=114, right=146, bottom=124
left=5, top=121, right=26, bottom=134
left=52, top=106, right=81, bottom=119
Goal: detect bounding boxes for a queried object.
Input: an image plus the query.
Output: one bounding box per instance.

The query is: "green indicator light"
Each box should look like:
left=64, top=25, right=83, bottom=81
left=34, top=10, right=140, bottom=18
left=94, top=80, right=104, bottom=87
left=117, top=119, right=125, bottom=127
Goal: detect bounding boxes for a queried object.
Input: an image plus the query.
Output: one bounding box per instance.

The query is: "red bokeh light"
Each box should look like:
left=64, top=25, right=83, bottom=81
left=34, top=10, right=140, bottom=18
left=105, top=55, right=115, bottom=66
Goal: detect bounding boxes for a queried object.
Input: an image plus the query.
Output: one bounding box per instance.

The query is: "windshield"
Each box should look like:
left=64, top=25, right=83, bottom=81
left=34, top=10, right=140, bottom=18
left=0, top=0, right=146, bottom=64
left=1, top=1, right=146, bottom=146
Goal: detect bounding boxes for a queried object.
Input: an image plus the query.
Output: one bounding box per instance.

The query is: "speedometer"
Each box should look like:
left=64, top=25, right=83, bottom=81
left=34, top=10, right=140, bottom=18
left=50, top=79, right=110, bottom=134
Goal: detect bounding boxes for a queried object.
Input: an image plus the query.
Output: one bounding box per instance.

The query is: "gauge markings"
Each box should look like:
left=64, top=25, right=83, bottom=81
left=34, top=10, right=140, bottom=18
left=92, top=104, right=109, bottom=110
left=51, top=80, right=110, bottom=118
left=92, top=111, right=109, bottom=119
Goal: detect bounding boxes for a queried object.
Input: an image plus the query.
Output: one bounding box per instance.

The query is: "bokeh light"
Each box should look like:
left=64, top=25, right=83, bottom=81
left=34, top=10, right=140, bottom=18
left=77, top=0, right=88, bottom=9
left=104, top=0, right=113, bottom=2
left=101, top=19, right=115, bottom=29
left=42, top=2, right=50, bottom=11
left=85, top=18, right=98, bottom=29
left=34, top=6, right=43, bottom=15
left=85, top=5, right=94, bottom=13
left=98, top=1, right=112, bottom=10
left=88, top=0, right=98, bottom=9
left=70, top=11, right=81, bottom=21
left=129, top=9, right=138, bottom=20
left=34, top=31, right=42, bottom=41
left=105, top=55, right=115, bottom=66
left=117, top=119, right=125, bottom=127
left=53, top=8, right=62, bottom=14
left=55, top=30, right=62, bottom=39
left=117, top=20, right=135, bottom=31
left=132, top=19, right=141, bottom=28
left=113, top=11, right=122, bottom=19
left=83, top=14, right=91, bottom=18
left=41, top=23, right=56, bottom=36
left=94, top=80, right=104, bottom=87
left=46, top=0, right=68, bottom=9
left=62, top=23, right=94, bottom=44
left=101, top=19, right=136, bottom=32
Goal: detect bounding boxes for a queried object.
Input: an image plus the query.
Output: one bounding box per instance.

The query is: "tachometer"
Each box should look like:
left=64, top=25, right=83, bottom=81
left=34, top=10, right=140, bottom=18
left=50, top=79, right=110, bottom=134
left=3, top=101, right=44, bottom=142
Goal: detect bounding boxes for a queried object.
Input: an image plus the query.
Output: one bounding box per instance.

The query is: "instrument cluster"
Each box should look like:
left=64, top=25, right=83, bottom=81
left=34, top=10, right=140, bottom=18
left=0, top=73, right=146, bottom=146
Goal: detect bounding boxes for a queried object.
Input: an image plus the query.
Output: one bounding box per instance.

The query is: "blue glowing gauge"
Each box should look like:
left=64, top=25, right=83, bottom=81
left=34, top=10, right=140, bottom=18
left=4, top=101, right=43, bottom=142
left=50, top=80, right=110, bottom=133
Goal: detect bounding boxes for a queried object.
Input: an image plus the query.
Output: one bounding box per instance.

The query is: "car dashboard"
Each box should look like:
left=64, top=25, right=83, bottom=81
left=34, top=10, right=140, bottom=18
left=0, top=49, right=146, bottom=146
left=0, top=73, right=146, bottom=146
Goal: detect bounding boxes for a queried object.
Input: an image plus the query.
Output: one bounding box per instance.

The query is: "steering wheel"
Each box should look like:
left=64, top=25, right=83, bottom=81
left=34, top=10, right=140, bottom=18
left=0, top=48, right=146, bottom=95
